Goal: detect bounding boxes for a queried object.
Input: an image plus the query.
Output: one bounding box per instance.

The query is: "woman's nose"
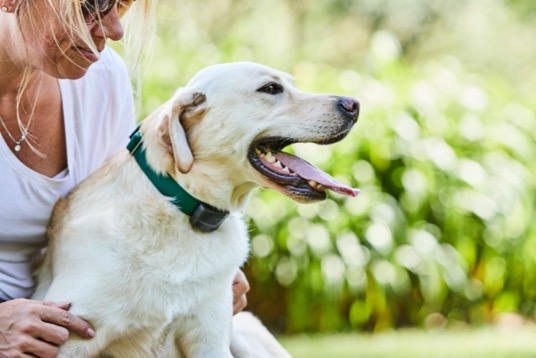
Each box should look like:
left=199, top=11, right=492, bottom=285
left=90, top=7, right=124, bottom=41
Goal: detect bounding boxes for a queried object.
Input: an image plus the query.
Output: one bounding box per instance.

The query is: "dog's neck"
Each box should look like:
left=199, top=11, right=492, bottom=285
left=139, top=124, right=256, bottom=213
left=176, top=165, right=256, bottom=212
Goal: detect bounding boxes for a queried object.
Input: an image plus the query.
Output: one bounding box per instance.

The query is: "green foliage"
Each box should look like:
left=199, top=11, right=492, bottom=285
left=139, top=0, right=536, bottom=333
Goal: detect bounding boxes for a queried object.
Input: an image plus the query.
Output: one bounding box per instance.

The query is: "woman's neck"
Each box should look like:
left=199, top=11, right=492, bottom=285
left=0, top=14, right=43, bottom=98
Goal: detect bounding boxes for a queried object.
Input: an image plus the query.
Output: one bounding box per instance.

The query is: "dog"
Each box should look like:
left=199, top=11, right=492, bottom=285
left=32, top=62, right=360, bottom=357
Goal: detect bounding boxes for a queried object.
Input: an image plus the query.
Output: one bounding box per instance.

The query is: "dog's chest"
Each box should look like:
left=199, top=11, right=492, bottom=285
left=55, top=210, right=251, bottom=326
left=116, top=209, right=249, bottom=288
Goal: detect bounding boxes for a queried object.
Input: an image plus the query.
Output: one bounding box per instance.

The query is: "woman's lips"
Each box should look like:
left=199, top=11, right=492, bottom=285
left=75, top=47, right=100, bottom=63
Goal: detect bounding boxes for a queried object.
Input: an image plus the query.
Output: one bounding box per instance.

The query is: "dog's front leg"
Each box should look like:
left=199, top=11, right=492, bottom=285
left=174, top=298, right=234, bottom=358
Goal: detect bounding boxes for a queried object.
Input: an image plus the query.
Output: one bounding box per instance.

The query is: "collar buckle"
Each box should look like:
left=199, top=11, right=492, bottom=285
left=190, top=204, right=230, bottom=233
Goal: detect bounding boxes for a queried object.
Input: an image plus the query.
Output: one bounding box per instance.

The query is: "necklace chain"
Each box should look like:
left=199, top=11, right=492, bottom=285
left=1, top=74, right=45, bottom=154
left=0, top=114, right=33, bottom=152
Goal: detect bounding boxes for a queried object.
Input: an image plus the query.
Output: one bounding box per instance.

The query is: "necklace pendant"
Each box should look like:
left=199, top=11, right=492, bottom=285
left=14, top=144, right=21, bottom=152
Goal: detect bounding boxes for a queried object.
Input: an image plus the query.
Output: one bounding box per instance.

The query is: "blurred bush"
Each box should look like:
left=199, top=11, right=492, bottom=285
left=136, top=0, right=536, bottom=333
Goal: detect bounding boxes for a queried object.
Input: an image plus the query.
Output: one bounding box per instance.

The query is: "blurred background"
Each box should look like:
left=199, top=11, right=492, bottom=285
left=133, top=0, right=536, bottom=356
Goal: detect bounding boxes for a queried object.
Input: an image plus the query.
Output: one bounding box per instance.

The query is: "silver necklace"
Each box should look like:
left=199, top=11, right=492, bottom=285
left=1, top=74, right=46, bottom=153
left=0, top=115, right=34, bottom=152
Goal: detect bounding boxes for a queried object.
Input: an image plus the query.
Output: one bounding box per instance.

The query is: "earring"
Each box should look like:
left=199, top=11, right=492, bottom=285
left=1, top=6, right=7, bottom=12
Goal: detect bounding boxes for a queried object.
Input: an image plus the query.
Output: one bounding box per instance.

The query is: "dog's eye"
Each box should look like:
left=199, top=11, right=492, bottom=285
left=257, top=83, right=284, bottom=95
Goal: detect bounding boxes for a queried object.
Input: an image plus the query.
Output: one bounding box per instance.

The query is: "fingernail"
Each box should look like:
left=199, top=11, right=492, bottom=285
left=87, top=328, right=96, bottom=338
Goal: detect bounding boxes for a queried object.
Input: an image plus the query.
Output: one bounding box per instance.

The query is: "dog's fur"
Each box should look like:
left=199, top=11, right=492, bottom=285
left=32, top=62, right=358, bottom=357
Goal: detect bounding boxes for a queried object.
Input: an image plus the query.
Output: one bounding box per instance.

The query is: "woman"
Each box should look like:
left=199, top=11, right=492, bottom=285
left=0, top=1, right=250, bottom=356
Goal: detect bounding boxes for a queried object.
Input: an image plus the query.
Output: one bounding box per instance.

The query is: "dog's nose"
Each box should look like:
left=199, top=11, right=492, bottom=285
left=338, top=97, right=360, bottom=121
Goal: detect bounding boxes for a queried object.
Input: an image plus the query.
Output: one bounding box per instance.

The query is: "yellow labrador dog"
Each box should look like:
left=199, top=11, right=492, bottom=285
left=32, top=62, right=359, bottom=357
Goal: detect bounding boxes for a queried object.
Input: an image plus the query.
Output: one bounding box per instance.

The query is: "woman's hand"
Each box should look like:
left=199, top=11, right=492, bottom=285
left=0, top=298, right=95, bottom=358
left=232, top=269, right=250, bottom=315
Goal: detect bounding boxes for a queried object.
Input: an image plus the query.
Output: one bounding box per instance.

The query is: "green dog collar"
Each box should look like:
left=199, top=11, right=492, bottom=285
left=127, top=126, right=229, bottom=233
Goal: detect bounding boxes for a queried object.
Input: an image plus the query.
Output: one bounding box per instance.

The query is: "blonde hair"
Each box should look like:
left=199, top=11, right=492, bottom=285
left=8, top=0, right=158, bottom=154
left=14, top=0, right=157, bottom=75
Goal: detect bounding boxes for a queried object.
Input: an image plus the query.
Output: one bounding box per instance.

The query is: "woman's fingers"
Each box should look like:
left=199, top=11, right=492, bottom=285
left=232, top=269, right=250, bottom=315
left=38, top=321, right=70, bottom=346
left=22, top=336, right=60, bottom=358
left=40, top=301, right=95, bottom=339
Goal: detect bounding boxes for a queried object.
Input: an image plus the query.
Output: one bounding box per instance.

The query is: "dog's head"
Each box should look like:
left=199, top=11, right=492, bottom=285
left=143, top=62, right=359, bottom=208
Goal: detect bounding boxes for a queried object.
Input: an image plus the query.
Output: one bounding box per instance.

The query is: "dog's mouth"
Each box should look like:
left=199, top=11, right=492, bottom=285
left=248, top=137, right=359, bottom=202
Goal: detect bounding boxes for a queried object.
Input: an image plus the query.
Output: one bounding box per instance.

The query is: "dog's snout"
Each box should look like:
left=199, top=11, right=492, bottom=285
left=338, top=97, right=360, bottom=121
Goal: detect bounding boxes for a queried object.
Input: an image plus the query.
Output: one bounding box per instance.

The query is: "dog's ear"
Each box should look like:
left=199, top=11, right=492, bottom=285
left=160, top=91, right=207, bottom=174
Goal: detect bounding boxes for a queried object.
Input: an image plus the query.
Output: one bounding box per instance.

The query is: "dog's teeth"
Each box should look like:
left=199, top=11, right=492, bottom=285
left=308, top=180, right=323, bottom=190
left=256, top=148, right=263, bottom=156
left=274, top=160, right=283, bottom=169
left=282, top=166, right=291, bottom=173
left=265, top=152, right=276, bottom=163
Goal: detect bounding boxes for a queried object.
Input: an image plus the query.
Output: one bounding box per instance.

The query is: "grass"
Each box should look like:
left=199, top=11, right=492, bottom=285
left=279, top=327, right=536, bottom=358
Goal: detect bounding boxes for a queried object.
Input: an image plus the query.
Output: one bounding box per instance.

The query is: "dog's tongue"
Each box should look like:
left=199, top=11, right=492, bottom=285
left=275, top=152, right=360, bottom=197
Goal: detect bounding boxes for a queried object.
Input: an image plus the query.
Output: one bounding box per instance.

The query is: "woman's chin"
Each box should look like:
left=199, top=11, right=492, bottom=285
left=54, top=61, right=93, bottom=79
left=52, top=49, right=99, bottom=79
